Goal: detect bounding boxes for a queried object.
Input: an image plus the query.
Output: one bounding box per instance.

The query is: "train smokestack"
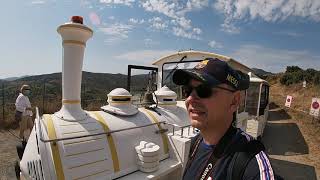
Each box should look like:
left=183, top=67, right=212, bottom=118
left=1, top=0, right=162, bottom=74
left=55, top=16, right=93, bottom=120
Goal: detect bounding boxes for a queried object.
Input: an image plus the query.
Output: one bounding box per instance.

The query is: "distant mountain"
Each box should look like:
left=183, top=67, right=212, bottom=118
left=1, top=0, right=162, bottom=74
left=0, top=71, right=153, bottom=128
left=1, top=71, right=150, bottom=104
left=252, top=68, right=274, bottom=78
left=2, top=75, right=29, bottom=81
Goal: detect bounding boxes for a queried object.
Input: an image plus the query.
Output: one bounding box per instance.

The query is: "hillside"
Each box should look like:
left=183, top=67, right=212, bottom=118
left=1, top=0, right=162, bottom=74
left=269, top=76, right=320, bottom=111
left=252, top=68, right=274, bottom=78
left=0, top=71, right=151, bottom=128
left=267, top=66, right=320, bottom=112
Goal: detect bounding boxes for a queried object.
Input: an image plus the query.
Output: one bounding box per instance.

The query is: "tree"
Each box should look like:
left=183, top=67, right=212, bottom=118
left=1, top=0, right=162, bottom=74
left=313, top=72, right=320, bottom=85
left=286, top=66, right=303, bottom=73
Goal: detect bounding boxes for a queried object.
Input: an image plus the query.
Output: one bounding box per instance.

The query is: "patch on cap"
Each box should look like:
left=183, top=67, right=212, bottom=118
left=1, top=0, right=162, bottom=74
left=194, top=60, right=209, bottom=69
left=226, top=74, right=239, bottom=87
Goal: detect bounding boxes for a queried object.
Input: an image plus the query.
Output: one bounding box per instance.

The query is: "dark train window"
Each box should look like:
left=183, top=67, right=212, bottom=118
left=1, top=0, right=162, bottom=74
left=259, top=84, right=269, bottom=116
left=238, top=90, right=246, bottom=113
left=245, top=82, right=260, bottom=116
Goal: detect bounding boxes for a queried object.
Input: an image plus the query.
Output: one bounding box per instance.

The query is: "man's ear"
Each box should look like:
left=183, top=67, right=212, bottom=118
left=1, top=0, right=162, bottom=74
left=230, top=91, right=240, bottom=113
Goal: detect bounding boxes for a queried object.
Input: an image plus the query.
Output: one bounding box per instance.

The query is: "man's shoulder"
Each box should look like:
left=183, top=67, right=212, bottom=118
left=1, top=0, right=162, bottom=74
left=229, top=129, right=275, bottom=180
left=237, top=129, right=255, bottom=142
left=242, top=151, right=275, bottom=180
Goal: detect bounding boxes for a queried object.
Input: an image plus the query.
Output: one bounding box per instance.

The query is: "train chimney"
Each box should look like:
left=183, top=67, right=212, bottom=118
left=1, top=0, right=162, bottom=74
left=55, top=16, right=93, bottom=121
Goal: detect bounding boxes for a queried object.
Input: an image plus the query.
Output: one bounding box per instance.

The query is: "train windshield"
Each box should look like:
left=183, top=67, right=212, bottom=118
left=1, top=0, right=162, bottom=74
left=246, top=82, right=261, bottom=116
left=162, top=60, right=201, bottom=100
left=246, top=82, right=269, bottom=116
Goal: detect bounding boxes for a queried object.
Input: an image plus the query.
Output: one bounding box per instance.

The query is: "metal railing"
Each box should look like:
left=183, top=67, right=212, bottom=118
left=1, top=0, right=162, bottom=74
left=164, top=122, right=197, bottom=138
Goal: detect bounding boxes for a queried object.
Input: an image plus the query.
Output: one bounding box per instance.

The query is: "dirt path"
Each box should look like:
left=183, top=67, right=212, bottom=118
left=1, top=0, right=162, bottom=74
left=0, top=129, right=20, bottom=180
left=262, top=107, right=320, bottom=180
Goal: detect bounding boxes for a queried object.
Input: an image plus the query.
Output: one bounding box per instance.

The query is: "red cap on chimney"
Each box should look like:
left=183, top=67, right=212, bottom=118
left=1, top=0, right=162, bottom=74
left=71, top=16, right=83, bottom=24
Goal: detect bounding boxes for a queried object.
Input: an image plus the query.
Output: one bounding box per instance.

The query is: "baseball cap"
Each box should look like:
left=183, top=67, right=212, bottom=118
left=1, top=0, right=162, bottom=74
left=172, top=58, right=249, bottom=91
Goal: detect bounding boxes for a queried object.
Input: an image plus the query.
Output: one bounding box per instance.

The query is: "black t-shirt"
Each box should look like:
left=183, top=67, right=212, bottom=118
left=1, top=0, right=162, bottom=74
left=183, top=129, right=275, bottom=180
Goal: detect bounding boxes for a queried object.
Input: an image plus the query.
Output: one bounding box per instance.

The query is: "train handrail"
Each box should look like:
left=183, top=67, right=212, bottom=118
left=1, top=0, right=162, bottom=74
left=164, top=122, right=197, bottom=138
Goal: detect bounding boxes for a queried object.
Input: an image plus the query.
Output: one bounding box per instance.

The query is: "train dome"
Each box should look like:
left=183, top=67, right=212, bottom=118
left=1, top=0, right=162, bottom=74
left=101, top=88, right=138, bottom=116
left=154, top=86, right=177, bottom=106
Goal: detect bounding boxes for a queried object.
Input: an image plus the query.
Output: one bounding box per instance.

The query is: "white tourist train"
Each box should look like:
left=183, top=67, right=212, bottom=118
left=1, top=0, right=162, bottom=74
left=17, top=16, right=269, bottom=180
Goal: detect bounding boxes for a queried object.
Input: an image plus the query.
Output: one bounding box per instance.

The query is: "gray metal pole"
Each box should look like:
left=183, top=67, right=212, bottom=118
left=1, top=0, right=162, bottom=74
left=2, top=83, right=5, bottom=125
left=83, top=83, right=86, bottom=108
left=42, top=79, right=45, bottom=114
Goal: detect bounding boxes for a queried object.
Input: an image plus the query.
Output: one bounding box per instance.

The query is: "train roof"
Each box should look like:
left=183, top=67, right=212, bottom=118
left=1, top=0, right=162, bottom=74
left=151, top=50, right=259, bottom=78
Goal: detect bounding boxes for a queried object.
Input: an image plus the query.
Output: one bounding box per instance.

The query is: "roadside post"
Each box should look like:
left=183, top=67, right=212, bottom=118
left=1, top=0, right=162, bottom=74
left=285, top=95, right=293, bottom=108
left=309, top=98, right=320, bottom=123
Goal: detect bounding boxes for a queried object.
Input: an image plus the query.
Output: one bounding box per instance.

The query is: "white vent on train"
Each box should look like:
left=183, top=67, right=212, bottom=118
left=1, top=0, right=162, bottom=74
left=101, top=88, right=138, bottom=116
left=154, top=86, right=177, bottom=107
left=27, top=159, right=44, bottom=180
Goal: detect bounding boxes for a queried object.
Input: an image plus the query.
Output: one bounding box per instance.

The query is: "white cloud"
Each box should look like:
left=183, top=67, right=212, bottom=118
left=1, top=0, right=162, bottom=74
left=108, top=16, right=115, bottom=20
left=80, top=0, right=93, bottom=8
left=97, top=1, right=207, bottom=40
left=140, top=0, right=206, bottom=39
left=275, top=31, right=303, bottom=37
left=144, top=38, right=159, bottom=46
left=129, top=18, right=139, bottom=24
left=148, top=17, right=168, bottom=30
left=100, top=0, right=135, bottom=6
left=99, top=23, right=133, bottom=39
left=104, top=37, right=123, bottom=44
left=208, top=40, right=223, bottom=48
left=173, top=27, right=201, bottom=40
left=141, top=0, right=178, bottom=18
left=230, top=44, right=320, bottom=72
left=221, top=21, right=240, bottom=34
left=114, top=49, right=175, bottom=63
left=214, top=0, right=320, bottom=33
left=193, top=28, right=202, bottom=34
left=129, top=18, right=145, bottom=24
left=186, top=0, right=209, bottom=10
left=176, top=17, right=191, bottom=29
left=31, top=0, right=45, bottom=4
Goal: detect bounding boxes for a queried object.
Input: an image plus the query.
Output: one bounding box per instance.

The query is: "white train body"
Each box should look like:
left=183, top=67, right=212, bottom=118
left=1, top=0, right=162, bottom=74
left=19, top=16, right=269, bottom=180
left=21, top=105, right=194, bottom=180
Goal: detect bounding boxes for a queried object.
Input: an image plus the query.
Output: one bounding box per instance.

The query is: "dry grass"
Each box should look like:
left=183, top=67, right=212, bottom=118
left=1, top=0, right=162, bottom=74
left=270, top=76, right=320, bottom=113
left=270, top=76, right=320, bottom=150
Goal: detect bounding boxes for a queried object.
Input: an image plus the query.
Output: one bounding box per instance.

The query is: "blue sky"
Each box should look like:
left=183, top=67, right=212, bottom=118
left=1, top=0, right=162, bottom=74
left=1, top=0, right=320, bottom=79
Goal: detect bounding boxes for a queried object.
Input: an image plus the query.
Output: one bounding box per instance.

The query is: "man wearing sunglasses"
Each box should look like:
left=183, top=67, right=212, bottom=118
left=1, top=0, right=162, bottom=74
left=172, top=58, right=277, bottom=180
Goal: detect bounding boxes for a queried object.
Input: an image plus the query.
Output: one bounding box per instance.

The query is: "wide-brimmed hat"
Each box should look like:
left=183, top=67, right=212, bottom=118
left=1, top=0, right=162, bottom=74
left=20, top=84, right=31, bottom=92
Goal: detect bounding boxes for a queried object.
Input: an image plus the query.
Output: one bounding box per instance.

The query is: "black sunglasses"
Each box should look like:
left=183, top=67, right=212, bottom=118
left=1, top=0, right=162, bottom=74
left=182, top=84, right=236, bottom=99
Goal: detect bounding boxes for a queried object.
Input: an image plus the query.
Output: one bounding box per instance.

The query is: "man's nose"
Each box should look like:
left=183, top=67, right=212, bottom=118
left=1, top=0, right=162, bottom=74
left=187, top=89, right=200, bottom=101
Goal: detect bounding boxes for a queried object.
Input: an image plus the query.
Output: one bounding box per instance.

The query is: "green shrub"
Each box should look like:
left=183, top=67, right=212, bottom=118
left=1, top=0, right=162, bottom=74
left=313, top=72, right=320, bottom=85
left=281, top=67, right=320, bottom=86
left=286, top=66, right=303, bottom=73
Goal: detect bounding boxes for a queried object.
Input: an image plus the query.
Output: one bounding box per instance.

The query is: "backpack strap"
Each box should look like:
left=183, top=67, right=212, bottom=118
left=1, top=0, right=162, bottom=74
left=231, top=140, right=265, bottom=180
left=182, top=133, right=202, bottom=178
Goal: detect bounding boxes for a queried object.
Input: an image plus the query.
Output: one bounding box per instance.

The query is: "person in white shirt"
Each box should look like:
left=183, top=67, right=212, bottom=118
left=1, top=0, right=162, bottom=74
left=15, top=84, right=33, bottom=141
